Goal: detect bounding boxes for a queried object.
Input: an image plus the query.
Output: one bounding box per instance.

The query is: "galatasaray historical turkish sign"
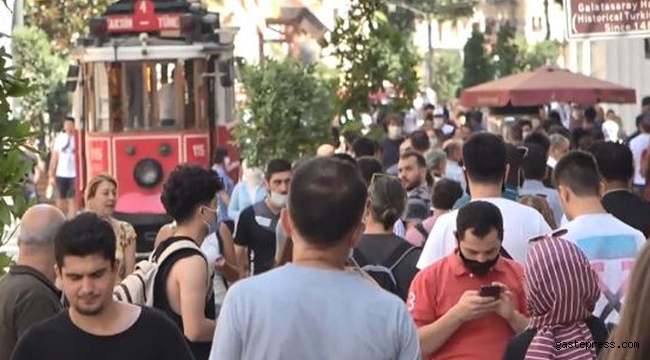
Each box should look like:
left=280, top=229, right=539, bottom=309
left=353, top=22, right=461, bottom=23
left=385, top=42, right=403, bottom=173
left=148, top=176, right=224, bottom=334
left=564, top=0, right=650, bottom=39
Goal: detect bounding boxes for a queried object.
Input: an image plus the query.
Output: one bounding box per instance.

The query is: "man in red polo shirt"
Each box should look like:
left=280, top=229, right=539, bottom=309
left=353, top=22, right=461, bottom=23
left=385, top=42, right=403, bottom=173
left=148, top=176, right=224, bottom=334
left=407, top=201, right=528, bottom=360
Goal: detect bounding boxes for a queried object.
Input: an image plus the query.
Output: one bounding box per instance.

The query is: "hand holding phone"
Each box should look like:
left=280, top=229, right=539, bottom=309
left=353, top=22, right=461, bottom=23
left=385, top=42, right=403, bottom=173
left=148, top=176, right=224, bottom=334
left=479, top=284, right=502, bottom=299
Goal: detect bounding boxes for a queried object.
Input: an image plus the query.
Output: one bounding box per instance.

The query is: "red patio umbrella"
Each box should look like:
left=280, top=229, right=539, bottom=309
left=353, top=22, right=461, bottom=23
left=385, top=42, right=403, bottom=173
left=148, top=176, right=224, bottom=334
left=460, top=65, right=637, bottom=107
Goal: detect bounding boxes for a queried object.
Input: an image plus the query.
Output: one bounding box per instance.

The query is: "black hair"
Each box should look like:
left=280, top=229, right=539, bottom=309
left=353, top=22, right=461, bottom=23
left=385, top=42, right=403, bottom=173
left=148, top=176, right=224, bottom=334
left=54, top=212, right=116, bottom=267
left=456, top=201, right=504, bottom=241
left=409, top=130, right=431, bottom=152
left=642, top=96, right=650, bottom=107
left=505, top=144, right=524, bottom=188
left=463, top=133, right=507, bottom=184
left=265, top=158, right=292, bottom=181
left=400, top=150, right=426, bottom=168
left=423, top=103, right=435, bottom=111
left=589, top=141, right=634, bottom=183
left=548, top=110, right=562, bottom=125
left=357, top=156, right=383, bottom=186
left=584, top=106, right=597, bottom=122
left=523, top=132, right=551, bottom=156
left=571, top=128, right=593, bottom=150
left=432, top=179, right=463, bottom=210
left=552, top=150, right=601, bottom=196
left=548, top=125, right=571, bottom=139
left=288, top=157, right=367, bottom=245
left=213, top=147, right=228, bottom=165
left=161, top=164, right=224, bottom=223
left=64, top=116, right=74, bottom=122
left=518, top=119, right=533, bottom=129
left=368, top=175, right=407, bottom=230
left=352, top=137, right=376, bottom=158
left=332, top=153, right=357, bottom=167
left=522, top=143, right=547, bottom=180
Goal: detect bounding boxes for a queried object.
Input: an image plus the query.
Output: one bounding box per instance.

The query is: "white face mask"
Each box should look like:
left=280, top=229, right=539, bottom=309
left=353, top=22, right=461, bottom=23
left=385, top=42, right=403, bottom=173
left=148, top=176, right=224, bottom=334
left=388, top=125, right=403, bottom=139
left=270, top=192, right=288, bottom=208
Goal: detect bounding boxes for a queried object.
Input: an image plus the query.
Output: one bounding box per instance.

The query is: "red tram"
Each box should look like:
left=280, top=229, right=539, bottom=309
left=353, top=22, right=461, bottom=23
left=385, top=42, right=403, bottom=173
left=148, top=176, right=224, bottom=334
left=69, top=0, right=239, bottom=256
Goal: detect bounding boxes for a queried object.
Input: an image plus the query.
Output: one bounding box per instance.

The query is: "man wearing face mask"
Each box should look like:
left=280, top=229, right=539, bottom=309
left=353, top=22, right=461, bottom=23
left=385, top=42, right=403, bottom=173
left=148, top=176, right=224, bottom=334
left=379, top=114, right=405, bottom=171
left=407, top=201, right=528, bottom=360
left=234, top=159, right=292, bottom=277
left=156, top=164, right=224, bottom=360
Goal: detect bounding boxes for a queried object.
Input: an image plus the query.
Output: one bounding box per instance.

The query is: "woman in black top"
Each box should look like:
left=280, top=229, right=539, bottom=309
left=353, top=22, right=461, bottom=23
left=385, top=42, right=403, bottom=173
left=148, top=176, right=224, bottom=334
left=502, top=236, right=607, bottom=360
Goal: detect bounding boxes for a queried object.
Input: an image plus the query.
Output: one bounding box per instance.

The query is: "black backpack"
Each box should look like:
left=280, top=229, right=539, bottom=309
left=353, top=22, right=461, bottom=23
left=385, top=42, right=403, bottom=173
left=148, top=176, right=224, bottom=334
left=353, top=242, right=417, bottom=299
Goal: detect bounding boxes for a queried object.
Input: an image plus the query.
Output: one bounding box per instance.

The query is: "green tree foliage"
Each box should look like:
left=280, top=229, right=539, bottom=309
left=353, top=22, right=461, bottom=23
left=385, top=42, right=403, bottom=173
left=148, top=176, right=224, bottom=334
left=11, top=26, right=68, bottom=148
left=492, top=22, right=518, bottom=77
left=517, top=40, right=561, bottom=71
left=0, top=45, right=35, bottom=275
left=24, top=0, right=112, bottom=51
left=232, top=58, right=337, bottom=168
left=462, top=28, right=493, bottom=89
left=429, top=50, right=462, bottom=103
left=324, top=0, right=420, bottom=121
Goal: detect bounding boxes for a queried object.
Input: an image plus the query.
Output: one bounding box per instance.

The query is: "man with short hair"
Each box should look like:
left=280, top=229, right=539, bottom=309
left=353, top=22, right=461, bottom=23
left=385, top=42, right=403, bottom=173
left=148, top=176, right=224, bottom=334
left=10, top=212, right=194, bottom=360
left=352, top=136, right=376, bottom=158
left=234, top=159, right=292, bottom=277
left=212, top=147, right=234, bottom=223
left=553, top=151, right=645, bottom=327
left=210, top=157, right=420, bottom=360
left=0, top=205, right=66, bottom=360
left=157, top=164, right=224, bottom=360
left=408, top=201, right=528, bottom=360
left=399, top=151, right=431, bottom=210
left=547, top=133, right=570, bottom=170
left=417, top=133, right=551, bottom=269
left=590, top=142, right=650, bottom=237
left=442, top=139, right=464, bottom=187
left=48, top=116, right=77, bottom=218
left=400, top=130, right=431, bottom=155
left=380, top=114, right=405, bottom=170
left=519, top=143, right=563, bottom=224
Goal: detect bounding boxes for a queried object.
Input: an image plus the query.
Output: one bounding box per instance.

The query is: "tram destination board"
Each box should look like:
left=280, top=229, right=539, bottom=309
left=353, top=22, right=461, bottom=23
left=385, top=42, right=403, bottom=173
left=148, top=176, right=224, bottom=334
left=564, top=0, right=650, bottom=40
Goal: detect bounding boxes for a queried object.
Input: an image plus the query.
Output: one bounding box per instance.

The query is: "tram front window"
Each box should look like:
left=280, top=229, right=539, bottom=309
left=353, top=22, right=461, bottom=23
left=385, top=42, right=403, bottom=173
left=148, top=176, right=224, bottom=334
left=89, top=59, right=207, bottom=133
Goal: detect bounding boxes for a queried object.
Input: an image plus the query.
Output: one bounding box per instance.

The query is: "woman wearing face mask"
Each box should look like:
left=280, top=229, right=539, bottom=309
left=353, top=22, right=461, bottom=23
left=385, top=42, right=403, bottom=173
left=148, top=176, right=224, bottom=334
left=84, top=174, right=136, bottom=281
left=227, top=160, right=266, bottom=225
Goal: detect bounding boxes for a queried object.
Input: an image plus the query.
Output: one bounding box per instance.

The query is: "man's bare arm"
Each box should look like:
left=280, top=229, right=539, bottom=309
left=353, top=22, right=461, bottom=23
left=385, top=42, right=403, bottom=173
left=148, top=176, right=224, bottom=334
left=176, top=255, right=216, bottom=342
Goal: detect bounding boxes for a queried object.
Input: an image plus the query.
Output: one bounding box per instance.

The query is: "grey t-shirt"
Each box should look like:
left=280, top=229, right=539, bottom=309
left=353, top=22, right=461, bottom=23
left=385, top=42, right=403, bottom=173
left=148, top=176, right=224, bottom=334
left=209, top=263, right=420, bottom=360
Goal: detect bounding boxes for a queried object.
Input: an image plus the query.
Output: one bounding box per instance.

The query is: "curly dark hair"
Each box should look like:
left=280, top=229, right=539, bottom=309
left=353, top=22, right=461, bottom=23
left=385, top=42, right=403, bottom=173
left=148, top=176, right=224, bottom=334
left=160, top=164, right=224, bottom=223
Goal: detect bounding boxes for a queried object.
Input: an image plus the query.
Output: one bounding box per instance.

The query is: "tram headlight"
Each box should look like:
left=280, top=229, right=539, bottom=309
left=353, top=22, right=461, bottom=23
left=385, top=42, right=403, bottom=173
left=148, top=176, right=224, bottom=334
left=133, top=158, right=163, bottom=189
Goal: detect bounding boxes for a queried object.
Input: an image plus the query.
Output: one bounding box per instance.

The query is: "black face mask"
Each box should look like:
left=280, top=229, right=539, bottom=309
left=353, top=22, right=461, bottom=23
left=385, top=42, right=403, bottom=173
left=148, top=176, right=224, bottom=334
left=458, top=248, right=499, bottom=277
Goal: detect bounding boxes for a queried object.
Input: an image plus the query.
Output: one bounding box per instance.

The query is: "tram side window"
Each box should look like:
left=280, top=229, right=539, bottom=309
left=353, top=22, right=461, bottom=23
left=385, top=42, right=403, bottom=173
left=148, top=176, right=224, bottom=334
left=93, top=63, right=111, bottom=132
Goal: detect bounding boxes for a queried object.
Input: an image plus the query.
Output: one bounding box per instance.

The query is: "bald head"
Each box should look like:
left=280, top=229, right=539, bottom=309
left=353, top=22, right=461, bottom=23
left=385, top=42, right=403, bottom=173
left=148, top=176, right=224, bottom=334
left=18, top=204, right=66, bottom=247
left=316, top=144, right=335, bottom=157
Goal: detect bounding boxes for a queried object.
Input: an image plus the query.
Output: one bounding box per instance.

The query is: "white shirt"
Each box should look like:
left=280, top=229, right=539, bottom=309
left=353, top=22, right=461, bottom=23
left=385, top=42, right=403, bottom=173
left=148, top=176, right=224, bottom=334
left=52, top=132, right=76, bottom=178
left=519, top=179, right=564, bottom=225
left=629, top=133, right=650, bottom=185
left=561, top=213, right=646, bottom=325
left=201, top=232, right=228, bottom=310
left=443, top=160, right=466, bottom=190
left=416, top=197, right=551, bottom=269
left=158, top=83, right=176, bottom=120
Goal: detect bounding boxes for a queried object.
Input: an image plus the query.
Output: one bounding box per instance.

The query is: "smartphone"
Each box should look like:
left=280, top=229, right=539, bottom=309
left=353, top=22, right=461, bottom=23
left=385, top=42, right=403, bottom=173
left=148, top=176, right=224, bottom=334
left=479, top=284, right=501, bottom=298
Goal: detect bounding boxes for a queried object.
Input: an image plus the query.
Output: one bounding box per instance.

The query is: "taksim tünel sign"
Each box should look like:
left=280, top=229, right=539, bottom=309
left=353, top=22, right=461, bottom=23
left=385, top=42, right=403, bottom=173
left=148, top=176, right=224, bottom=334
left=564, top=0, right=650, bottom=39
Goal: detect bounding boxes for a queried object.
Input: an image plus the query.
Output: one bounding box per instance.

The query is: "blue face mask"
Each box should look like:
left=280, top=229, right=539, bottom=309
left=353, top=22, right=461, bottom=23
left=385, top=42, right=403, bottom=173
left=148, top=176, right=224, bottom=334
left=201, top=206, right=218, bottom=235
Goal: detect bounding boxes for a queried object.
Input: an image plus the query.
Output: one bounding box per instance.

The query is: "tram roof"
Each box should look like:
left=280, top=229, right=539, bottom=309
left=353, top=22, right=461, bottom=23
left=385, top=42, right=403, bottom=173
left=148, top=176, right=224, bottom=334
left=71, top=36, right=234, bottom=62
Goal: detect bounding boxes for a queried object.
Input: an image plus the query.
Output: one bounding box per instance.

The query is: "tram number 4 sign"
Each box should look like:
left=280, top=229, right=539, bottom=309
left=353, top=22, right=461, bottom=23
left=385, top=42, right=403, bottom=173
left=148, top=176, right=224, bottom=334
left=564, top=0, right=650, bottom=40
left=107, top=0, right=181, bottom=33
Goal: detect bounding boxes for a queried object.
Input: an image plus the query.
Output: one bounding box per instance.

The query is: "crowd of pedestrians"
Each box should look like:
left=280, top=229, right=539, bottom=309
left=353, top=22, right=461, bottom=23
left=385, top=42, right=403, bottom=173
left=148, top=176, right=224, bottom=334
left=2, top=98, right=650, bottom=360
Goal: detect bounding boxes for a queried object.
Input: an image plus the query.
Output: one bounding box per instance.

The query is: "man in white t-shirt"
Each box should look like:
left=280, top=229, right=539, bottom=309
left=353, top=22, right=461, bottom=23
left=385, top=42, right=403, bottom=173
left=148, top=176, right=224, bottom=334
left=553, top=150, right=646, bottom=327
left=417, top=133, right=551, bottom=270
left=48, top=117, right=77, bottom=218
left=628, top=113, right=650, bottom=195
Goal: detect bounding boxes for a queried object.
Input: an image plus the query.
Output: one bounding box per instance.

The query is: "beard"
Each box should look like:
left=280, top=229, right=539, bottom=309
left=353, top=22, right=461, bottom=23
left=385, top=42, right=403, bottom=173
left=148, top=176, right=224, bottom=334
left=73, top=295, right=106, bottom=316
